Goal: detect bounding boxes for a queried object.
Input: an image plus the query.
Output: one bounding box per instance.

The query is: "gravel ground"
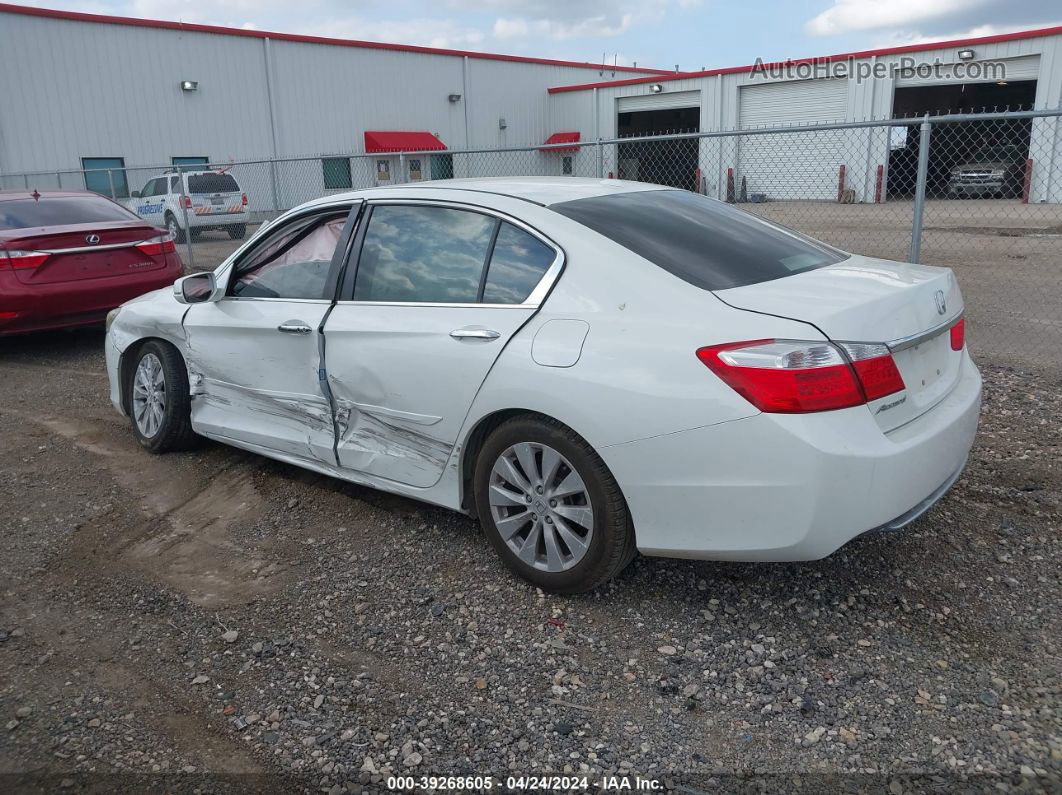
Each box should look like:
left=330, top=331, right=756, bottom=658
left=0, top=330, right=1060, bottom=794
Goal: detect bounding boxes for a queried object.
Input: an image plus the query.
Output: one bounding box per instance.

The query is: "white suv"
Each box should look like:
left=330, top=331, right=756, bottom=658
left=127, top=170, right=249, bottom=242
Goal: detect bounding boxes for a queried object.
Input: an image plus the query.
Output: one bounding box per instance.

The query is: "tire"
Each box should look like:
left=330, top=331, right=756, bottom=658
left=228, top=224, right=247, bottom=240
left=126, top=340, right=197, bottom=453
left=474, top=415, right=636, bottom=594
left=165, top=213, right=186, bottom=244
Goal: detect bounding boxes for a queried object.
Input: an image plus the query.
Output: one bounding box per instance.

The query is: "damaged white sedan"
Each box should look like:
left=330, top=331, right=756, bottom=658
left=106, top=178, right=981, bottom=593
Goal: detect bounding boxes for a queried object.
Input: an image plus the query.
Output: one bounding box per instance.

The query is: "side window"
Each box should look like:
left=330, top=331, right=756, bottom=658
left=231, top=211, right=350, bottom=300
left=169, top=176, right=179, bottom=193
left=354, top=205, right=495, bottom=303
left=482, top=222, right=556, bottom=304
left=147, top=179, right=165, bottom=197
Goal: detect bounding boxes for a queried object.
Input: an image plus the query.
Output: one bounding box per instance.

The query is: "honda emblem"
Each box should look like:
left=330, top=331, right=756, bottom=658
left=934, top=289, right=947, bottom=315
left=86, top=234, right=101, bottom=245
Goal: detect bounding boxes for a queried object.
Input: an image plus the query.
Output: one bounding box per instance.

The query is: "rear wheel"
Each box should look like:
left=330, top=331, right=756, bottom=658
left=165, top=213, right=185, bottom=243
left=228, top=224, right=246, bottom=240
left=474, top=416, right=635, bottom=593
left=127, top=341, right=197, bottom=453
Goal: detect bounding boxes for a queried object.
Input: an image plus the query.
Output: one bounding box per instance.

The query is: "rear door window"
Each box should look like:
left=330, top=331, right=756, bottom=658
left=352, top=205, right=496, bottom=303
left=550, top=189, right=847, bottom=291
left=187, top=173, right=240, bottom=194
left=0, top=196, right=138, bottom=230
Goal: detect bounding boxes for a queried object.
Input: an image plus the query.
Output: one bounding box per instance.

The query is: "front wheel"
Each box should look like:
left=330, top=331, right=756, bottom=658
left=127, top=341, right=197, bottom=453
left=474, top=416, right=636, bottom=593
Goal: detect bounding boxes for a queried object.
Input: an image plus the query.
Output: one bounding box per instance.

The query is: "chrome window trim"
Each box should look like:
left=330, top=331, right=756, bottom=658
left=337, top=198, right=566, bottom=308
left=885, top=312, right=963, bottom=353
left=338, top=301, right=537, bottom=309
left=219, top=297, right=333, bottom=305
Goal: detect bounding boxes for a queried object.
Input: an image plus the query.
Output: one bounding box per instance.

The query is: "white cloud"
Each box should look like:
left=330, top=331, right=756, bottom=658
left=872, top=21, right=1062, bottom=47
left=805, top=0, right=987, bottom=36
left=493, top=13, right=636, bottom=40
left=300, top=16, right=486, bottom=50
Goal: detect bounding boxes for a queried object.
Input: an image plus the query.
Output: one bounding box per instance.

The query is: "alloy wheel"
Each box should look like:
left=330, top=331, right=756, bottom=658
left=488, top=442, right=594, bottom=572
left=132, top=352, right=166, bottom=438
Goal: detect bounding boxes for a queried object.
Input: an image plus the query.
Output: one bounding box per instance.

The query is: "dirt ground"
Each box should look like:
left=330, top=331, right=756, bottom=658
left=1, top=326, right=1060, bottom=792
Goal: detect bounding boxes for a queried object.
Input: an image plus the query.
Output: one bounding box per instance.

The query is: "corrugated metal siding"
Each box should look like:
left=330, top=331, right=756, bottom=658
left=0, top=14, right=275, bottom=179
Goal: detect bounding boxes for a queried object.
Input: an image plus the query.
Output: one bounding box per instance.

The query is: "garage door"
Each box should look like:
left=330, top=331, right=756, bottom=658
left=617, top=90, right=700, bottom=113
left=895, top=55, right=1040, bottom=86
left=738, top=79, right=849, bottom=200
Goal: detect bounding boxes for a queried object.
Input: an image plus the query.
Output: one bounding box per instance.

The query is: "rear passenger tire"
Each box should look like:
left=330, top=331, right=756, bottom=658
left=228, top=224, right=246, bottom=240
left=165, top=213, right=185, bottom=244
left=126, top=341, right=197, bottom=454
left=474, top=415, right=636, bottom=594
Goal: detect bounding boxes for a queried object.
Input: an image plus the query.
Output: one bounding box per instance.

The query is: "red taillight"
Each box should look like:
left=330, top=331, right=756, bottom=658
left=241, top=193, right=248, bottom=206
left=181, top=195, right=192, bottom=209
left=4, top=250, right=49, bottom=270
left=837, top=342, right=906, bottom=402
left=950, top=317, right=965, bottom=351
left=697, top=339, right=905, bottom=414
left=135, top=234, right=177, bottom=257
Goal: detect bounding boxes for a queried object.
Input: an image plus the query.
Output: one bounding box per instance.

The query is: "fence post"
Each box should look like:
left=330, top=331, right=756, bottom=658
left=177, top=174, right=196, bottom=271
left=909, top=114, right=932, bottom=264
left=596, top=140, right=604, bottom=179
left=269, top=160, right=280, bottom=219
left=107, top=169, right=116, bottom=200
left=399, top=153, right=406, bottom=184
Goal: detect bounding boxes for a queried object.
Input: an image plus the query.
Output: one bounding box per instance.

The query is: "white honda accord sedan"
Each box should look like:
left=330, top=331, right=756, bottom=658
left=105, top=178, right=981, bottom=593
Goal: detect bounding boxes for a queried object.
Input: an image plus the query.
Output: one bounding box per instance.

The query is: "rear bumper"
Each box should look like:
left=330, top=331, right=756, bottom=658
left=187, top=209, right=249, bottom=228
left=600, top=351, right=982, bottom=561
left=0, top=263, right=182, bottom=336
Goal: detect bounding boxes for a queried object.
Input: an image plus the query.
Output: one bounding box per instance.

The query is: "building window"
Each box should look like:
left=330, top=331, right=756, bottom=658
left=322, top=157, right=353, bottom=190
left=562, top=155, right=573, bottom=175
left=82, top=157, right=129, bottom=199
left=172, top=156, right=209, bottom=172
left=431, top=154, right=454, bottom=180
left=408, top=158, right=423, bottom=181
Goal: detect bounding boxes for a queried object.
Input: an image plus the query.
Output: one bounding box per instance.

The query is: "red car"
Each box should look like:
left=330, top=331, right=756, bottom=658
left=0, top=190, right=183, bottom=335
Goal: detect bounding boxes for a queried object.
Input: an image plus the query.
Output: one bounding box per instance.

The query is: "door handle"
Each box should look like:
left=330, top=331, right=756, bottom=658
left=450, top=328, right=501, bottom=341
left=277, top=321, right=313, bottom=334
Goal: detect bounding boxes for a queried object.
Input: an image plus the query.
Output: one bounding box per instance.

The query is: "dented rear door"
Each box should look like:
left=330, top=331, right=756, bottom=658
left=323, top=201, right=560, bottom=488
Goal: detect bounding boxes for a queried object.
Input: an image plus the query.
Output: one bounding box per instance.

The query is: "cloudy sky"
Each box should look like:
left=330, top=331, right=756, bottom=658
left=16, top=0, right=1062, bottom=70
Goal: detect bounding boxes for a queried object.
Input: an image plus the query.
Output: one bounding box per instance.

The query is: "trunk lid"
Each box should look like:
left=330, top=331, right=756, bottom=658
left=715, top=254, right=965, bottom=431
left=2, top=220, right=168, bottom=285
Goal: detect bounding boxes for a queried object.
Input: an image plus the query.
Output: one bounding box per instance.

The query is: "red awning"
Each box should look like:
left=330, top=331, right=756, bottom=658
left=364, top=131, right=447, bottom=153
left=541, top=132, right=581, bottom=152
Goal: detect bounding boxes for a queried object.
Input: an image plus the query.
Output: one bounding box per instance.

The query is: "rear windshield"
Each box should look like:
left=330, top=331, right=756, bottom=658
left=550, top=189, right=847, bottom=291
left=187, top=173, right=240, bottom=194
left=0, top=196, right=138, bottom=230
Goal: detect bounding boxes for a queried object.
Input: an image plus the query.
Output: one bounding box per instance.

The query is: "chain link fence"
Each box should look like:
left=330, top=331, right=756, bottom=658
left=3, top=109, right=1060, bottom=370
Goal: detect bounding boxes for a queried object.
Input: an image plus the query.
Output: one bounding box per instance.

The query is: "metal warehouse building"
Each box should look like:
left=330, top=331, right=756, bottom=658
left=1, top=2, right=1061, bottom=204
